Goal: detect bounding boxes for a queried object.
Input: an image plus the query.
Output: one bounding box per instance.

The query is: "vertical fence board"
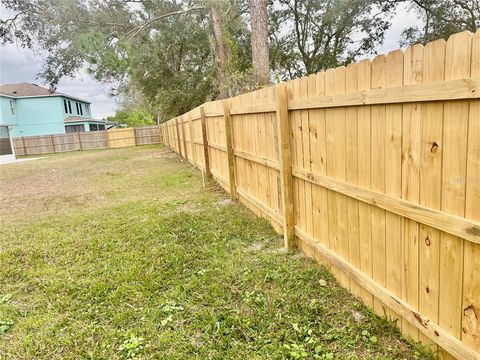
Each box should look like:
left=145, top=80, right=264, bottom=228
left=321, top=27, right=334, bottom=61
left=276, top=83, right=295, bottom=249
left=385, top=49, right=404, bottom=324
left=439, top=32, right=472, bottom=359
left=324, top=69, right=338, bottom=279
left=345, top=63, right=361, bottom=297
left=462, top=29, right=480, bottom=353
left=418, top=38, right=446, bottom=349
left=357, top=59, right=374, bottom=308
left=158, top=30, right=480, bottom=359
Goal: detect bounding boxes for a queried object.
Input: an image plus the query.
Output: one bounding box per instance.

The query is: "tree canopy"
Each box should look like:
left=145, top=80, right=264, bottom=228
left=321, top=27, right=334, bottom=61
left=1, top=0, right=477, bottom=120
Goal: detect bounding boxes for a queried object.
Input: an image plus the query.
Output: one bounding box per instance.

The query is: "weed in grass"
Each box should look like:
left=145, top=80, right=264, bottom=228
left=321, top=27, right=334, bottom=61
left=0, top=320, right=14, bottom=334
left=119, top=334, right=145, bottom=359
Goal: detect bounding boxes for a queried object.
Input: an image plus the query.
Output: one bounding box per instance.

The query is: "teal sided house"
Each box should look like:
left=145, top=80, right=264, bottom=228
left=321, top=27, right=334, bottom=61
left=0, top=83, right=113, bottom=137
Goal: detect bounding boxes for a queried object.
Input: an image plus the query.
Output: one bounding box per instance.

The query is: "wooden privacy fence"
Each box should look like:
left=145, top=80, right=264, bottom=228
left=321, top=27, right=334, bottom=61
left=160, top=30, right=480, bottom=360
left=12, top=125, right=161, bottom=156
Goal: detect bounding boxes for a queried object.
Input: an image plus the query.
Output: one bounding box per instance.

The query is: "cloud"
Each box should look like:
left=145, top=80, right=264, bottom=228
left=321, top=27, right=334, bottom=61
left=0, top=3, right=422, bottom=119
left=0, top=43, right=118, bottom=119
left=377, top=3, right=420, bottom=55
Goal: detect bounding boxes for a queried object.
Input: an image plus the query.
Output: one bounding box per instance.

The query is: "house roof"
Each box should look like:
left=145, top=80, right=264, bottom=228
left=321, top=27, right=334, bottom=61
left=0, top=83, right=90, bottom=103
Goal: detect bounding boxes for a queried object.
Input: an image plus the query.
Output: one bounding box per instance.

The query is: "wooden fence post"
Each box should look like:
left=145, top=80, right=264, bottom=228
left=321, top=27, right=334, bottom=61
left=275, top=83, right=295, bottom=250
left=200, top=107, right=211, bottom=176
left=175, top=118, right=182, bottom=156
left=106, top=130, right=111, bottom=149
left=181, top=116, right=188, bottom=162
left=223, top=100, right=237, bottom=201
left=188, top=113, right=197, bottom=167
left=22, top=136, right=27, bottom=156
left=49, top=135, right=56, bottom=154
left=77, top=132, right=83, bottom=151
left=133, top=128, right=138, bottom=146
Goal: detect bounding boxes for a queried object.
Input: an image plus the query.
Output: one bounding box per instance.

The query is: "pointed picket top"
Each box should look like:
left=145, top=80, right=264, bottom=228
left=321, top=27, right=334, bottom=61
left=371, top=54, right=387, bottom=89
left=299, top=75, right=308, bottom=98
left=324, top=68, right=336, bottom=95
left=357, top=58, right=372, bottom=91
left=445, top=30, right=472, bottom=80
left=346, top=61, right=359, bottom=93
left=423, top=39, right=446, bottom=83
left=404, top=43, right=425, bottom=85
left=315, top=70, right=326, bottom=96
left=307, top=73, right=316, bottom=97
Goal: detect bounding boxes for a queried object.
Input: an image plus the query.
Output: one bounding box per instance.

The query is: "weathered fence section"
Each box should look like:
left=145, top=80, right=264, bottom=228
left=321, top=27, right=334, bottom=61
left=160, top=30, right=480, bottom=360
left=12, top=125, right=161, bottom=156
left=134, top=126, right=161, bottom=145
left=106, top=128, right=136, bottom=148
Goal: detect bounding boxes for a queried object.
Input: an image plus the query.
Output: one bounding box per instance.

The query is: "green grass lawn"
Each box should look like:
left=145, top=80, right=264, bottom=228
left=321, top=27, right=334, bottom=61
left=0, top=146, right=432, bottom=359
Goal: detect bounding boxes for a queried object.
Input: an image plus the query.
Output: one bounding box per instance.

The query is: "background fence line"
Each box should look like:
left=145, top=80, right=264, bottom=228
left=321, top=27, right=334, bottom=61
left=160, top=30, right=480, bottom=360
left=11, top=125, right=161, bottom=156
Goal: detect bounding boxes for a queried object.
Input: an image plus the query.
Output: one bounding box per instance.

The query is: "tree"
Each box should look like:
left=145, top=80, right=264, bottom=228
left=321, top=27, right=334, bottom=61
left=0, top=0, right=252, bottom=117
left=270, top=0, right=394, bottom=79
left=250, top=0, right=270, bottom=84
left=398, top=0, right=480, bottom=45
left=107, top=109, right=156, bottom=127
left=210, top=0, right=232, bottom=98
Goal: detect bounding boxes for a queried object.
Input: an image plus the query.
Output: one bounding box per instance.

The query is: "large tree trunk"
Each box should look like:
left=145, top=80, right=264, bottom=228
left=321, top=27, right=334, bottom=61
left=210, top=1, right=231, bottom=99
left=250, top=0, right=270, bottom=85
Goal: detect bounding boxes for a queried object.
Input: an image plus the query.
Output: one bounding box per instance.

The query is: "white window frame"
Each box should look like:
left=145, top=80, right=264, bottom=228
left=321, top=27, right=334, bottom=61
left=9, top=100, right=16, bottom=115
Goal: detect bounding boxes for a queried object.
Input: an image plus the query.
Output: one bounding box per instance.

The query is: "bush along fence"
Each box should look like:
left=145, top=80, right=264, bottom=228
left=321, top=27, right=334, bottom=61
left=12, top=126, right=161, bottom=156
left=160, top=30, right=480, bottom=360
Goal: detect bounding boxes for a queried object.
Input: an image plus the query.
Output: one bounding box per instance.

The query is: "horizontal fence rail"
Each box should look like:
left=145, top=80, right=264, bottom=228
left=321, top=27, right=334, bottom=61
left=11, top=125, right=162, bottom=156
left=160, top=30, right=480, bottom=360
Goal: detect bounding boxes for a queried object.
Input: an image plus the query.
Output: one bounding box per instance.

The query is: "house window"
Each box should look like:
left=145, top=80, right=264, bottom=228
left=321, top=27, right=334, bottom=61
left=89, top=124, right=99, bottom=131
left=79, top=103, right=83, bottom=116
left=75, top=102, right=79, bottom=115
left=9, top=100, right=15, bottom=115
left=98, top=124, right=105, bottom=131
left=63, top=99, right=68, bottom=113
left=65, top=124, right=85, bottom=133
left=85, top=104, right=91, bottom=116
left=68, top=101, right=72, bottom=114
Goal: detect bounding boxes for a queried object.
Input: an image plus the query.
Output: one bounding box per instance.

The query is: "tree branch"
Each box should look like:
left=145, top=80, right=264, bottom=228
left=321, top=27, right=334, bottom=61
left=126, top=6, right=207, bottom=41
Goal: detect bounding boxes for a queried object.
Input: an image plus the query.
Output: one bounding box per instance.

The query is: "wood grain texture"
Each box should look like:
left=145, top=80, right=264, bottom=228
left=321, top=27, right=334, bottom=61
left=160, top=31, right=480, bottom=359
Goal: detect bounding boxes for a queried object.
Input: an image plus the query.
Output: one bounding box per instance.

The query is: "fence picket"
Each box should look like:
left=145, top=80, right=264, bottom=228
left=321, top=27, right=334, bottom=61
left=158, top=31, right=480, bottom=359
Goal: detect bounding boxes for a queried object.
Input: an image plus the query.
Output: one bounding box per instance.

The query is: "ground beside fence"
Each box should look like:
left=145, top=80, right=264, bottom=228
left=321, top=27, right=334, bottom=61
left=0, top=146, right=431, bottom=359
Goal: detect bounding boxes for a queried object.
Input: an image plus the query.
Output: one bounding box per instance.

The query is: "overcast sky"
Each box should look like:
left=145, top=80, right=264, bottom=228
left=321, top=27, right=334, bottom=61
left=0, top=3, right=418, bottom=119
left=0, top=44, right=117, bottom=119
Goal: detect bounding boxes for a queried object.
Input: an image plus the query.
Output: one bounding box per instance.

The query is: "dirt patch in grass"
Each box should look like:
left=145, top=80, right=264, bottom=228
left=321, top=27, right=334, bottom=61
left=0, top=146, right=195, bottom=224
left=0, top=146, right=433, bottom=359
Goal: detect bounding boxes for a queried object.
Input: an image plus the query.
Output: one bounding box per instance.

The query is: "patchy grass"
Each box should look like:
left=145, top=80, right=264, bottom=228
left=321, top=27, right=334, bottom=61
left=0, top=146, right=432, bottom=359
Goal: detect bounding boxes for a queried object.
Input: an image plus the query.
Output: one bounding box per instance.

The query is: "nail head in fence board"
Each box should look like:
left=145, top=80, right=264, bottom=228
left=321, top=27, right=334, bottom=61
left=200, top=107, right=211, bottom=176
left=275, top=83, right=295, bottom=249
left=294, top=226, right=480, bottom=360
left=223, top=101, right=237, bottom=201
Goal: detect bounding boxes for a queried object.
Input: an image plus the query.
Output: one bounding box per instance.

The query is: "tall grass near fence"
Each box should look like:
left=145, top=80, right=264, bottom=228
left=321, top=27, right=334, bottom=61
left=160, top=30, right=480, bottom=360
